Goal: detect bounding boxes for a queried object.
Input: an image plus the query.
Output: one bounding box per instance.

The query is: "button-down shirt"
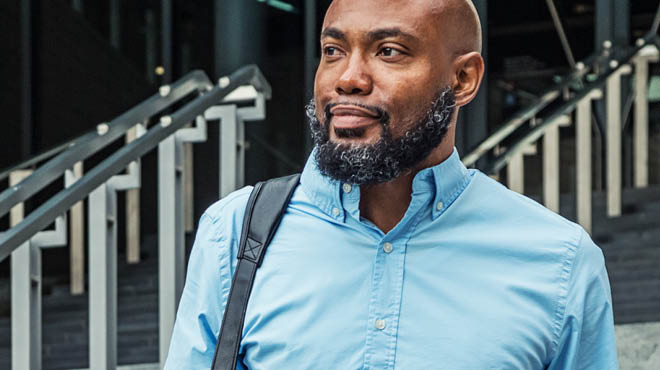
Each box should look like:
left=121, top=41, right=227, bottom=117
left=165, top=149, right=618, bottom=369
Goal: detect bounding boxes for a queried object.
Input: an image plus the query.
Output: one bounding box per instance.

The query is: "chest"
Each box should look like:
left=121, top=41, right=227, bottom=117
left=237, top=218, right=559, bottom=369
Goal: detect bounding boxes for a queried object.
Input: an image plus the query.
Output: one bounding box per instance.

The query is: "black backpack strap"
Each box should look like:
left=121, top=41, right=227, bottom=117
left=211, top=173, right=301, bottom=370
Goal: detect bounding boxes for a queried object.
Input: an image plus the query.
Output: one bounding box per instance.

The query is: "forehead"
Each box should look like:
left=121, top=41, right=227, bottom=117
left=323, top=0, right=442, bottom=39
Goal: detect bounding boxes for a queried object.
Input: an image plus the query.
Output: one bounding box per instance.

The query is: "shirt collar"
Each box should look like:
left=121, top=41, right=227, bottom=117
left=300, top=148, right=472, bottom=223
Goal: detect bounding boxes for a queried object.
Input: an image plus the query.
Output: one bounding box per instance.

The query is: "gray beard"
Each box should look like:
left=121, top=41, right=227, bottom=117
left=306, top=87, right=456, bottom=185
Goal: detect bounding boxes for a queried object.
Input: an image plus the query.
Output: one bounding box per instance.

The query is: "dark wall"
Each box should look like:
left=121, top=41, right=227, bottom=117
left=0, top=1, right=23, bottom=170
left=35, top=0, right=152, bottom=152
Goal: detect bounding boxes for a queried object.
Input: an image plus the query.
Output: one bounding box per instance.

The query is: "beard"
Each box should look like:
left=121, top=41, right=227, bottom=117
left=306, top=87, right=456, bottom=185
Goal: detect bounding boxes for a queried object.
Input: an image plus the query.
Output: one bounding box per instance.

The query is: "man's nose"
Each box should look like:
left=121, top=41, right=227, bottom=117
left=335, top=55, right=373, bottom=95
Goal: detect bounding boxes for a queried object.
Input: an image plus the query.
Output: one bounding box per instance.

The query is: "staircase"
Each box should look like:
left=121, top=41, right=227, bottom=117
left=589, top=186, right=660, bottom=324
left=0, top=234, right=166, bottom=370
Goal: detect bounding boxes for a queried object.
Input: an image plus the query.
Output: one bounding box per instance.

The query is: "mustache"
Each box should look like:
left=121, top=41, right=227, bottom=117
left=323, top=102, right=390, bottom=126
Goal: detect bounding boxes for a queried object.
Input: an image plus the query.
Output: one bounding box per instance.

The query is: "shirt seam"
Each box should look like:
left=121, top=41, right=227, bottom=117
left=549, top=224, right=583, bottom=360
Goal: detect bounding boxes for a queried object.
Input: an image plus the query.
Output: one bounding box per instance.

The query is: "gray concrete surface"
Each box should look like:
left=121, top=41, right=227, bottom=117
left=616, top=322, right=660, bottom=370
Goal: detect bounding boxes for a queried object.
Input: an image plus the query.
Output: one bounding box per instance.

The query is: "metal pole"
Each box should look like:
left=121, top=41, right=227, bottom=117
left=110, top=0, right=121, bottom=50
left=10, top=170, right=41, bottom=370
left=11, top=243, right=41, bottom=370
left=576, top=92, right=602, bottom=233
left=158, top=135, right=185, bottom=367
left=161, top=0, right=173, bottom=83
left=237, top=114, right=246, bottom=189
left=68, top=162, right=85, bottom=294
left=543, top=124, right=561, bottom=213
left=507, top=152, right=525, bottom=194
left=633, top=50, right=655, bottom=188
left=545, top=0, right=576, bottom=68
left=594, top=0, right=615, bottom=190
left=216, top=106, right=239, bottom=197
left=606, top=66, right=632, bottom=217
left=126, top=127, right=141, bottom=263
left=21, top=0, right=32, bottom=160
left=88, top=184, right=118, bottom=370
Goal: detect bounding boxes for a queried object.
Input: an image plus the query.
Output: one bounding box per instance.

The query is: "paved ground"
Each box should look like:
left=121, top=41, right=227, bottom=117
left=616, top=322, right=660, bottom=369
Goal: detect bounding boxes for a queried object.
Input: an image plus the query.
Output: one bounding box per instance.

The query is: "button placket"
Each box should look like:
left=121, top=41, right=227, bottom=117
left=363, top=236, right=404, bottom=369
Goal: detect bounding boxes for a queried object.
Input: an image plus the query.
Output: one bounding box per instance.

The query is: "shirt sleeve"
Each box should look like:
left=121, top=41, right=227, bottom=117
left=548, top=229, right=619, bottom=370
left=163, top=211, right=245, bottom=370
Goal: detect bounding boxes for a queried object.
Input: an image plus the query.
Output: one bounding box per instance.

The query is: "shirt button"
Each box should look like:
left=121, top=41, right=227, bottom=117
left=342, top=183, right=353, bottom=193
left=383, top=242, right=393, bottom=254
left=332, top=207, right=340, bottom=217
left=375, top=319, right=386, bottom=330
left=436, top=201, right=444, bottom=211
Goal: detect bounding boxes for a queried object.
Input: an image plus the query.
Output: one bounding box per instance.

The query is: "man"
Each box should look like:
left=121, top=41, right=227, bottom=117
left=166, top=0, right=619, bottom=368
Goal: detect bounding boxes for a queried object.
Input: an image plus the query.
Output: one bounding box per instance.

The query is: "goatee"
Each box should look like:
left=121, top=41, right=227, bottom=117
left=306, top=87, right=456, bottom=185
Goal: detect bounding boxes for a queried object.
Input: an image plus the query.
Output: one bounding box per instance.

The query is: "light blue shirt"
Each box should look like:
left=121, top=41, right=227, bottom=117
left=165, top=149, right=618, bottom=369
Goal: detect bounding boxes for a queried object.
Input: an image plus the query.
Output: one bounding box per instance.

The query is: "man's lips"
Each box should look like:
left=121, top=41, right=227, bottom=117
left=329, top=105, right=380, bottom=129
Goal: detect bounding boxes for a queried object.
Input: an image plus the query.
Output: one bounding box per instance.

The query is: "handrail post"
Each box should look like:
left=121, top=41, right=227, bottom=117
left=66, top=161, right=85, bottom=294
left=126, top=125, right=141, bottom=263
left=158, top=115, right=207, bottom=367
left=507, top=152, right=525, bottom=194
left=88, top=183, right=118, bottom=370
left=158, top=134, right=186, bottom=367
left=543, top=115, right=571, bottom=213
left=184, top=141, right=195, bottom=232
left=10, top=170, right=41, bottom=370
left=219, top=105, right=239, bottom=197
left=606, top=64, right=632, bottom=217
left=88, top=122, right=143, bottom=369
left=576, top=89, right=603, bottom=233
left=632, top=44, right=660, bottom=188
left=506, top=143, right=536, bottom=194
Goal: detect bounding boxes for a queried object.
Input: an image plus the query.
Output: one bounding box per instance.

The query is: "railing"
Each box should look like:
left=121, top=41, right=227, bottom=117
left=464, top=23, right=660, bottom=233
left=0, top=65, right=272, bottom=370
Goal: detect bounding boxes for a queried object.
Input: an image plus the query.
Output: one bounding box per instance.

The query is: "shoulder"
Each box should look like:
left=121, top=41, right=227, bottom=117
left=466, top=171, right=584, bottom=246
left=192, top=186, right=254, bottom=271
left=203, top=185, right=254, bottom=224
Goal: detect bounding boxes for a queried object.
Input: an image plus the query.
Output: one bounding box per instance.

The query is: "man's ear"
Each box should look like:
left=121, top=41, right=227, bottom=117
left=451, top=52, right=485, bottom=108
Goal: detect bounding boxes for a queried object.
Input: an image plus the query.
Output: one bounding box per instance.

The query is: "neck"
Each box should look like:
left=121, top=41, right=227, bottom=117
left=359, top=142, right=454, bottom=233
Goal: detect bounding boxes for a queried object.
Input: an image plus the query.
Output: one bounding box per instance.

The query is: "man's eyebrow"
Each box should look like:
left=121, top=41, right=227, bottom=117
left=366, top=28, right=418, bottom=44
left=321, top=27, right=346, bottom=41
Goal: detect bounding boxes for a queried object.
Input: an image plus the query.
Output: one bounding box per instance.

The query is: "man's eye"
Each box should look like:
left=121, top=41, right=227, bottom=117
left=377, top=47, right=402, bottom=57
left=324, top=47, right=340, bottom=56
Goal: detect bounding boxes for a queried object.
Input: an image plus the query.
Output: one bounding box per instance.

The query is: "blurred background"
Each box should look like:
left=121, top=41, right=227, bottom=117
left=1, top=0, right=660, bottom=369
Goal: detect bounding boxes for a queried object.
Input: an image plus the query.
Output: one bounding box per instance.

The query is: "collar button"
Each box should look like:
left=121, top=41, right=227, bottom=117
left=342, top=183, right=353, bottom=193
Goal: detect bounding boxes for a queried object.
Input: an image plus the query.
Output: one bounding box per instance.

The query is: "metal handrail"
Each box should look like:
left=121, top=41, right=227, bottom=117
left=465, top=0, right=660, bottom=172
left=482, top=32, right=660, bottom=174
left=0, top=64, right=271, bottom=260
left=462, top=52, right=600, bottom=167
left=0, top=141, right=72, bottom=182
left=0, top=70, right=213, bottom=219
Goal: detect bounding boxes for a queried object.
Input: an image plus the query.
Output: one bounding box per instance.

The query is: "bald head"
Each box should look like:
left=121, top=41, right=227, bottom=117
left=440, top=0, right=482, bottom=55
left=326, top=0, right=482, bottom=57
